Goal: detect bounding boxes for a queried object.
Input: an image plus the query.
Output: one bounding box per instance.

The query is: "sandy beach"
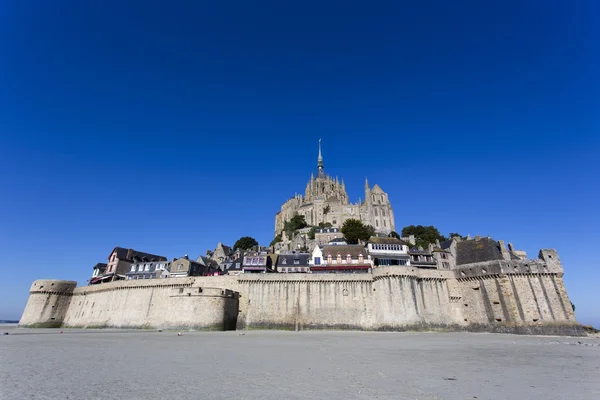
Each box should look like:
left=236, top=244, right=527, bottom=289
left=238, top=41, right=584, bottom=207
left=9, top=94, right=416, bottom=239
left=1, top=327, right=599, bottom=400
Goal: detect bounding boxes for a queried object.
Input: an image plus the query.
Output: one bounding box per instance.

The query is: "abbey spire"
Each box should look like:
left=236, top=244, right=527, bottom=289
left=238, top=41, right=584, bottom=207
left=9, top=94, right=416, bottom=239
left=317, top=139, right=325, bottom=178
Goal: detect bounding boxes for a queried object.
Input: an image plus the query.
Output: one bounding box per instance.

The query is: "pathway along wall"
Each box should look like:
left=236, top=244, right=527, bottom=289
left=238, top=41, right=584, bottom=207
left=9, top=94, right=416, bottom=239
left=19, top=262, right=583, bottom=335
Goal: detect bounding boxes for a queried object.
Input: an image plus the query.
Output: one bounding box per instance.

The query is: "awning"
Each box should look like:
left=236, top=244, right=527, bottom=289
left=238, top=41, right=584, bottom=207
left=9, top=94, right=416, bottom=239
left=311, top=265, right=371, bottom=271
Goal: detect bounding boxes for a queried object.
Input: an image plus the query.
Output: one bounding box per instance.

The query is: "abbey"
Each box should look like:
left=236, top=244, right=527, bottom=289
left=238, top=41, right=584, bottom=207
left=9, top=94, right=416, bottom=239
left=275, top=140, right=395, bottom=236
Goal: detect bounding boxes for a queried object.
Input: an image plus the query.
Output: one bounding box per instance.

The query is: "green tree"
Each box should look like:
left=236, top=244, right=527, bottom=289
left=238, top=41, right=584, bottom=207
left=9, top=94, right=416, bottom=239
left=234, top=236, right=258, bottom=250
left=284, top=214, right=308, bottom=238
left=448, top=232, right=466, bottom=240
left=388, top=231, right=401, bottom=239
left=341, top=219, right=373, bottom=244
left=269, top=233, right=282, bottom=247
left=401, top=225, right=446, bottom=249
left=308, top=226, right=316, bottom=240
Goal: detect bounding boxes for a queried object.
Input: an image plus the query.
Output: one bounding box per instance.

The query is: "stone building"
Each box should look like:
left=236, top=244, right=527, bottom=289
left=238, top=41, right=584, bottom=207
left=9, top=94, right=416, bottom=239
left=314, top=227, right=343, bottom=246
left=242, top=252, right=276, bottom=274
left=309, top=244, right=372, bottom=273
left=169, top=255, right=219, bottom=278
left=367, top=237, right=410, bottom=267
left=97, top=247, right=167, bottom=282
left=126, top=260, right=171, bottom=280
left=276, top=253, right=311, bottom=273
left=274, top=141, right=396, bottom=239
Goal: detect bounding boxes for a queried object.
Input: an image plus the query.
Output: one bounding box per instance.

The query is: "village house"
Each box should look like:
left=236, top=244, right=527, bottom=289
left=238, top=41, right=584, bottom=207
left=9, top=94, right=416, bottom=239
left=242, top=251, right=276, bottom=273
left=88, top=263, right=107, bottom=285
left=126, top=260, right=171, bottom=280
left=314, top=227, right=343, bottom=246
left=367, top=237, right=410, bottom=267
left=91, top=247, right=167, bottom=284
left=408, top=247, right=437, bottom=268
left=210, top=242, right=234, bottom=264
left=276, top=253, right=311, bottom=273
left=169, top=255, right=219, bottom=278
left=309, top=244, right=371, bottom=273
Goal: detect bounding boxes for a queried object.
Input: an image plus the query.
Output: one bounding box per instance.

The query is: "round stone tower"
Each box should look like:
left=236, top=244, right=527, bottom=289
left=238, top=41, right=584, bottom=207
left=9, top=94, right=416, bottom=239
left=19, top=280, right=77, bottom=328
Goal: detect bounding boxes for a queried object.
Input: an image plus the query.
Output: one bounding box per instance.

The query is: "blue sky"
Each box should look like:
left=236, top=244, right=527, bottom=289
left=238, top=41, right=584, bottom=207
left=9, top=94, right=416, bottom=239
left=1, top=1, right=598, bottom=325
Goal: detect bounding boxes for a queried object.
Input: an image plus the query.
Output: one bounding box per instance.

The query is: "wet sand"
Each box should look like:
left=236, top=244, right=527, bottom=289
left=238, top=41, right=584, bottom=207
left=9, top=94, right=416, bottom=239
left=1, top=327, right=599, bottom=400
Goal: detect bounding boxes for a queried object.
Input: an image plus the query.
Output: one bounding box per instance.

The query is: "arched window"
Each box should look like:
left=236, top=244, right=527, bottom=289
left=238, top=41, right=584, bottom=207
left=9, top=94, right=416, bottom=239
left=376, top=220, right=379, bottom=227
left=374, top=208, right=378, bottom=216
left=358, top=254, right=364, bottom=263
left=346, top=254, right=351, bottom=263
left=327, top=254, right=332, bottom=264
left=337, top=254, right=342, bottom=264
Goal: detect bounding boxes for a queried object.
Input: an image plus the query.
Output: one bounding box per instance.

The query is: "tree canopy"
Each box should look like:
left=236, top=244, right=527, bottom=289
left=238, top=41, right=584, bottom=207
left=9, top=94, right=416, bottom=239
left=269, top=233, right=282, bottom=248
left=388, top=231, right=401, bottom=239
left=234, top=236, right=258, bottom=250
left=401, top=225, right=446, bottom=249
left=283, top=214, right=308, bottom=238
left=341, top=219, right=375, bottom=244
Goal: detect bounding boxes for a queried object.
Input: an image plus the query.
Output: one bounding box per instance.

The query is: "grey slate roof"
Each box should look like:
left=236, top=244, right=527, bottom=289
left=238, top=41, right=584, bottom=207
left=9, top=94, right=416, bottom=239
left=196, top=256, right=219, bottom=269
left=456, top=238, right=504, bottom=265
left=440, top=239, right=453, bottom=250
left=277, top=254, right=310, bottom=267
left=113, top=246, right=167, bottom=262
left=92, top=263, right=107, bottom=271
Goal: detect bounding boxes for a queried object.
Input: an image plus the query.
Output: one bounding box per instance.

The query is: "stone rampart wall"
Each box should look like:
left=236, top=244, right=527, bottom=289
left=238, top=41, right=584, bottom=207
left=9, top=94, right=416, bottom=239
left=20, top=277, right=239, bottom=330
left=19, top=266, right=582, bottom=335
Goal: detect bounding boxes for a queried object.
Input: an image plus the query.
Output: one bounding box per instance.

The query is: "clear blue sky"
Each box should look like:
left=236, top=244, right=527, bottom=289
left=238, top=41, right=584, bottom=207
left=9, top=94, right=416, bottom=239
left=1, top=1, right=598, bottom=325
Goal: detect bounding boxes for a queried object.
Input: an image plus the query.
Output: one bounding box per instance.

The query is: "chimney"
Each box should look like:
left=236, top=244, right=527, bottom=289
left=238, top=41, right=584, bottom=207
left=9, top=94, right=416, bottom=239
left=435, top=239, right=440, bottom=247
left=508, top=243, right=515, bottom=252
left=498, top=240, right=510, bottom=261
left=184, top=254, right=188, bottom=259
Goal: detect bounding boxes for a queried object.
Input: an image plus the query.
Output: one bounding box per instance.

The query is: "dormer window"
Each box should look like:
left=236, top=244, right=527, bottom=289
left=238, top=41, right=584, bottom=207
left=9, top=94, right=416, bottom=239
left=337, top=254, right=342, bottom=263
left=346, top=254, right=351, bottom=263
left=294, top=259, right=300, bottom=265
